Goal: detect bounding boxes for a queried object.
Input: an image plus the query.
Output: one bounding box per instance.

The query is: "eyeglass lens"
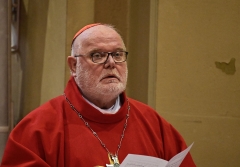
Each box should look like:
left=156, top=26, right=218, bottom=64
left=92, top=51, right=127, bottom=63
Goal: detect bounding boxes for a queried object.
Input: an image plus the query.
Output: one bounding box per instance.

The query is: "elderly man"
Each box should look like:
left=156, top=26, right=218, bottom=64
left=1, top=23, right=196, bottom=167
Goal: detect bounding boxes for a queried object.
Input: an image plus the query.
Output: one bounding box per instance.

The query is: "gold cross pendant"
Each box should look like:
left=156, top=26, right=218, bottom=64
left=106, top=153, right=120, bottom=167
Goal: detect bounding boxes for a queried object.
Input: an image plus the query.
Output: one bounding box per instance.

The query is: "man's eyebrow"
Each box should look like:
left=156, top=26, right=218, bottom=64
left=115, top=48, right=125, bottom=51
left=88, top=47, right=126, bottom=54
left=93, top=48, right=125, bottom=52
left=88, top=49, right=102, bottom=53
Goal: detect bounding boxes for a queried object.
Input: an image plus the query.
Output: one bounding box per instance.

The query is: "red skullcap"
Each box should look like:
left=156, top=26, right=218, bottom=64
left=71, top=23, right=102, bottom=46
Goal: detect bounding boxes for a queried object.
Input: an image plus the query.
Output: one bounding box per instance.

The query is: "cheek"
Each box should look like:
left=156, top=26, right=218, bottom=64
left=119, top=65, right=128, bottom=77
left=77, top=60, right=99, bottom=76
left=123, top=69, right=128, bottom=83
left=78, top=66, right=102, bottom=84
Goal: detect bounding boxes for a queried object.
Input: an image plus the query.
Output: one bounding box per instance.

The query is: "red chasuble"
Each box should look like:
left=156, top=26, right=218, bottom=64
left=1, top=77, right=196, bottom=167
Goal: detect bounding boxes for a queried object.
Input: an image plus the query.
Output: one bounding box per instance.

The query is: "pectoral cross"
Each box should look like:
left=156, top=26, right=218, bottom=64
left=106, top=153, right=120, bottom=167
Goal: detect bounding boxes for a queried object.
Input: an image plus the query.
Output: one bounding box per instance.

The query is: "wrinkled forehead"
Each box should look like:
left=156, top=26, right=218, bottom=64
left=72, top=24, right=126, bottom=50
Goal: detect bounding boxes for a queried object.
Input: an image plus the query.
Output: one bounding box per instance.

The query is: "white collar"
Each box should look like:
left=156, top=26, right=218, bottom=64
left=82, top=96, right=121, bottom=114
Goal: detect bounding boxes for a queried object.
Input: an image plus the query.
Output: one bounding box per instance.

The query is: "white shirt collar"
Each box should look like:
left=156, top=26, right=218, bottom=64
left=82, top=96, right=121, bottom=114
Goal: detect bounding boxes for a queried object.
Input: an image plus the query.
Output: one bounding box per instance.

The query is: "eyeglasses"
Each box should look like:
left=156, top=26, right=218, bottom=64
left=74, top=51, right=128, bottom=64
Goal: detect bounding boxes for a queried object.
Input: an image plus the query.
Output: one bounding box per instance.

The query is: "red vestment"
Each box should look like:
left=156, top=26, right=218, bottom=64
left=1, top=77, right=196, bottom=167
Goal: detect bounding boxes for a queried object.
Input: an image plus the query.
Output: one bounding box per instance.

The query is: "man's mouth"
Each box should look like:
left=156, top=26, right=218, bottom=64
left=101, top=74, right=120, bottom=81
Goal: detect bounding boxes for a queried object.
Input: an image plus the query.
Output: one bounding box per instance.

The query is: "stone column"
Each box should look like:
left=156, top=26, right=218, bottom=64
left=0, top=0, right=11, bottom=160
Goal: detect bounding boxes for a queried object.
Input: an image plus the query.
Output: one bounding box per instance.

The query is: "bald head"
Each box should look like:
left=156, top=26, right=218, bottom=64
left=71, top=24, right=126, bottom=56
left=71, top=23, right=101, bottom=46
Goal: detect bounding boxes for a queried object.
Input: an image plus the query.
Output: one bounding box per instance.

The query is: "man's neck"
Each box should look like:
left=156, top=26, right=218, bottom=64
left=82, top=93, right=119, bottom=109
left=83, top=95, right=121, bottom=114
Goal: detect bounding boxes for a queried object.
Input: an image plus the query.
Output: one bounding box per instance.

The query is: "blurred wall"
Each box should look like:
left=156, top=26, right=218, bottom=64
left=156, top=0, right=240, bottom=166
left=20, top=0, right=67, bottom=116
left=19, top=0, right=95, bottom=117
left=0, top=0, right=10, bottom=160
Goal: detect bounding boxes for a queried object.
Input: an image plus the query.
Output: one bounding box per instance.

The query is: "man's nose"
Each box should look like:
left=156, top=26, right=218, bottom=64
left=104, top=54, right=116, bottom=68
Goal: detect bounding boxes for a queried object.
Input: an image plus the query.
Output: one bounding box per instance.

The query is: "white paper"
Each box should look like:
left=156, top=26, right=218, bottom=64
left=120, top=143, right=194, bottom=167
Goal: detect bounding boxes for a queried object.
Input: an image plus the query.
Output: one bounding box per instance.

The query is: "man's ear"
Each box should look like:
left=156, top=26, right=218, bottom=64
left=67, top=56, right=77, bottom=77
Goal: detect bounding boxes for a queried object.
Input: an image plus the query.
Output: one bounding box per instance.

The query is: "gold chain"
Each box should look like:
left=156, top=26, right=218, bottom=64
left=64, top=93, right=130, bottom=157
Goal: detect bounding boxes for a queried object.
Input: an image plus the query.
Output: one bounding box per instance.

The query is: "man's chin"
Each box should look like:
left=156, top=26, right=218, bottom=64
left=99, top=85, right=124, bottom=94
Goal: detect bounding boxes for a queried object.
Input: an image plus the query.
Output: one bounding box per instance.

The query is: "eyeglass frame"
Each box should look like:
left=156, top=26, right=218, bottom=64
left=74, top=51, right=128, bottom=64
